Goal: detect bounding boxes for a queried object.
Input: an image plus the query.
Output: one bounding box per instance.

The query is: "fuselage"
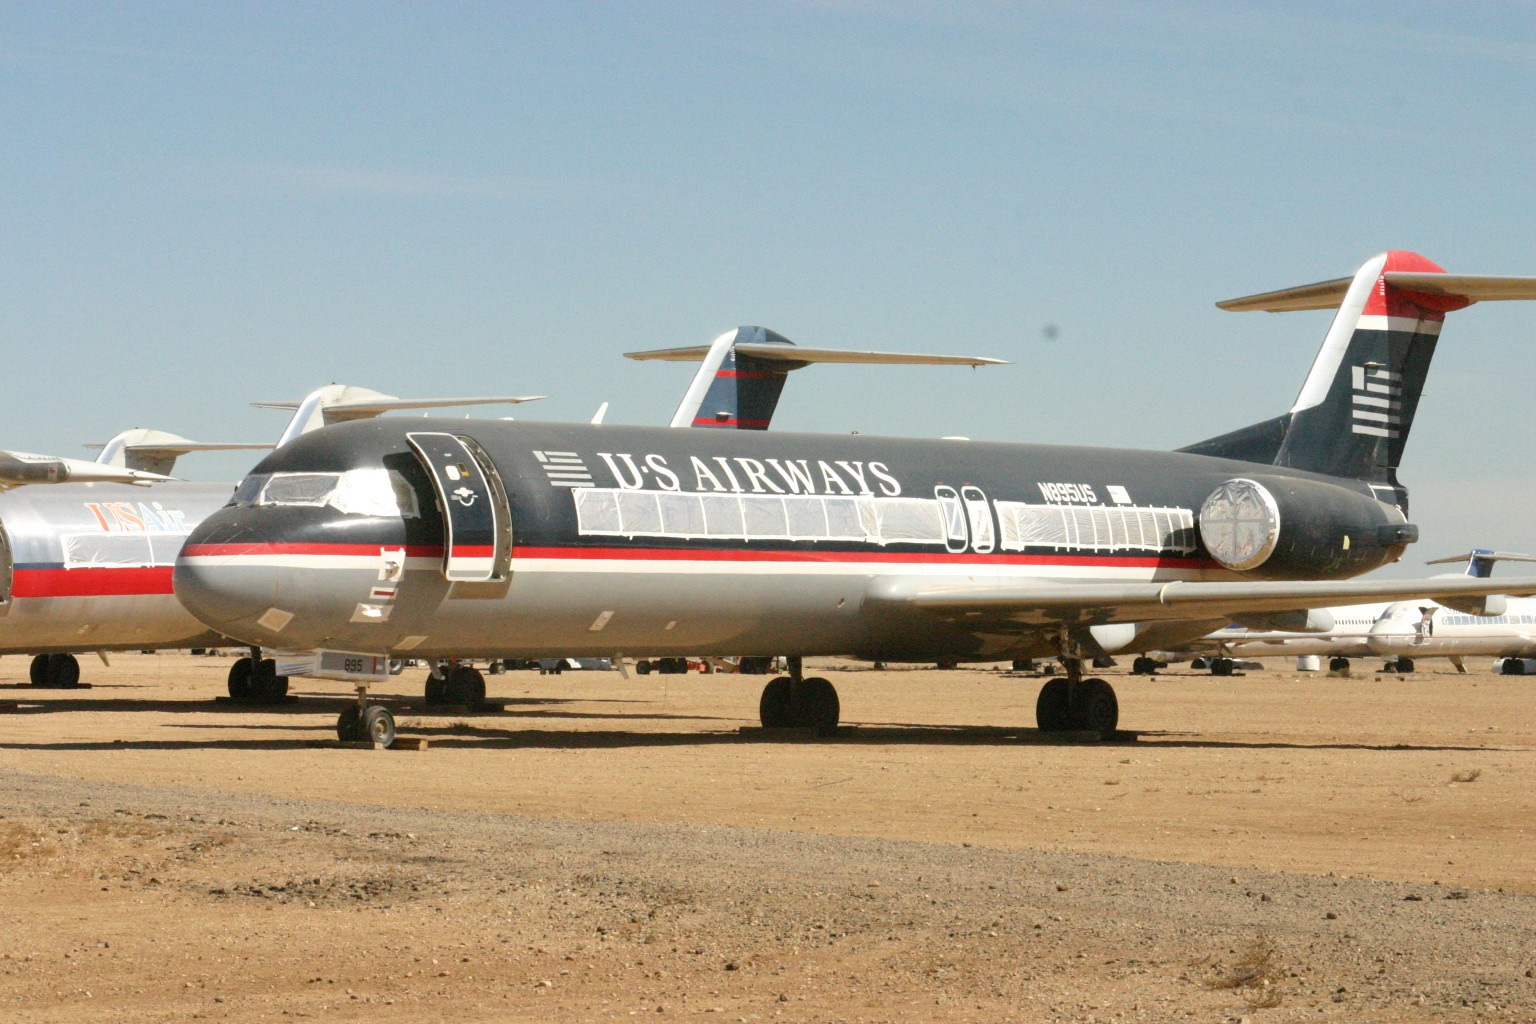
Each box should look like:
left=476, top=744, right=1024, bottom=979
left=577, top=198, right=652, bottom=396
left=0, top=481, right=232, bottom=653
left=173, top=418, right=1409, bottom=663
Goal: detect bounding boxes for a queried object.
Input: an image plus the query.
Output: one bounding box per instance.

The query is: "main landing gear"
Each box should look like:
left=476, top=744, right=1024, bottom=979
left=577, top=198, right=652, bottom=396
left=756, top=656, right=840, bottom=736
left=1034, top=660, right=1119, bottom=733
left=29, top=653, right=81, bottom=688
left=227, top=647, right=289, bottom=703
left=424, top=660, right=487, bottom=707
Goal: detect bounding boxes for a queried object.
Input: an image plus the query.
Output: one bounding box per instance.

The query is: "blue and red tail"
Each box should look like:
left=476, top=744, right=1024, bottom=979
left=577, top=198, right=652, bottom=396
left=1182, top=251, right=1536, bottom=510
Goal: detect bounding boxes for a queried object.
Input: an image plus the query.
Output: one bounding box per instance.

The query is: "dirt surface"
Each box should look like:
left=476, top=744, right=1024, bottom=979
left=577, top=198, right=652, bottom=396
left=1, top=653, right=1533, bottom=1021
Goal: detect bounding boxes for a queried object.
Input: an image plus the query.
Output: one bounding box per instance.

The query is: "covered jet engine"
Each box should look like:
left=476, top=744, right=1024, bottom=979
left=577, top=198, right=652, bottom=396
left=1197, top=476, right=1416, bottom=580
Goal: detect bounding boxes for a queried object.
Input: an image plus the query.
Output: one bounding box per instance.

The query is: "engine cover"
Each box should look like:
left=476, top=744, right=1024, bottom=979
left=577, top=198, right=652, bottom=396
left=1198, top=476, right=1414, bottom=580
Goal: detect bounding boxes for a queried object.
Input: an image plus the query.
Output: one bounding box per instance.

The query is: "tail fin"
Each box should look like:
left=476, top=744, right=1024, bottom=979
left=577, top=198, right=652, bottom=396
left=626, top=327, right=1004, bottom=430
left=1182, top=251, right=1536, bottom=508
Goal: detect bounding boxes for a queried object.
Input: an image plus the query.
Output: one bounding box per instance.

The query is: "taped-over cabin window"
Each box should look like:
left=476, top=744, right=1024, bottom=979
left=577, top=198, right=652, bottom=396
left=62, top=532, right=190, bottom=569
left=993, top=501, right=1196, bottom=555
left=573, top=488, right=948, bottom=546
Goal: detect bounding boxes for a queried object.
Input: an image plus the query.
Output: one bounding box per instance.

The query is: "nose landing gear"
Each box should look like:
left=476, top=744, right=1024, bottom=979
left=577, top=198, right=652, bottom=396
left=337, top=686, right=397, bottom=746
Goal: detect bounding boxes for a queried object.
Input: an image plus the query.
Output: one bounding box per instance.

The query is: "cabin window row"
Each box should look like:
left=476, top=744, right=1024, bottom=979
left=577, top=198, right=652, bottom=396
left=1442, top=613, right=1536, bottom=626
left=573, top=486, right=1197, bottom=555
left=993, top=502, right=1198, bottom=555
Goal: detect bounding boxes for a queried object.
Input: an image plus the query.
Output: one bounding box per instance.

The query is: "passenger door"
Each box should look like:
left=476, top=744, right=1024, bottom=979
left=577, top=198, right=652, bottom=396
left=406, top=432, right=512, bottom=582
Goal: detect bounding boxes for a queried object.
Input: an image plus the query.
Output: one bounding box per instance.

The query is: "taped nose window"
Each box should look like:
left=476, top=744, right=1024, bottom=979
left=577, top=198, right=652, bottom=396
left=229, top=474, right=270, bottom=507
left=259, top=473, right=341, bottom=506
left=328, top=469, right=421, bottom=519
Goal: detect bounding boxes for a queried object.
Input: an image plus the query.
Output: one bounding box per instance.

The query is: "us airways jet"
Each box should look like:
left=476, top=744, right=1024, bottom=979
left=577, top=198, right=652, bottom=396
left=0, top=387, right=541, bottom=691
left=173, top=251, right=1536, bottom=747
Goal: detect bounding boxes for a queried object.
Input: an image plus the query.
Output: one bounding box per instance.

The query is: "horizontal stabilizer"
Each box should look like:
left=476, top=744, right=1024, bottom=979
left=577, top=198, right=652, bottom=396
left=1425, top=550, right=1536, bottom=566
left=634, top=326, right=1005, bottom=431
left=627, top=344, right=1004, bottom=367
left=1218, top=272, right=1536, bottom=312
left=0, top=450, right=172, bottom=491
left=86, top=429, right=275, bottom=475
left=254, top=385, right=548, bottom=447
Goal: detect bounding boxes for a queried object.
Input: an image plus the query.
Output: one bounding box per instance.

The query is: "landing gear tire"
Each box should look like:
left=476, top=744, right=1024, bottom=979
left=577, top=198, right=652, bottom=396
left=1502, top=658, right=1526, bottom=676
left=759, top=676, right=794, bottom=729
left=1035, top=677, right=1072, bottom=732
left=361, top=706, right=396, bottom=747
left=1036, top=677, right=1118, bottom=732
left=250, top=659, right=288, bottom=703
left=1390, top=657, right=1414, bottom=673
left=336, top=705, right=363, bottom=743
left=1210, top=657, right=1235, bottom=677
left=757, top=676, right=839, bottom=734
left=798, top=677, right=840, bottom=736
left=446, top=665, right=486, bottom=706
left=1071, top=677, right=1119, bottom=733
left=636, top=660, right=652, bottom=675
left=227, top=658, right=253, bottom=700
left=1329, top=657, right=1351, bottom=672
left=1131, top=656, right=1159, bottom=676
left=31, top=653, right=81, bottom=688
left=424, top=675, right=447, bottom=704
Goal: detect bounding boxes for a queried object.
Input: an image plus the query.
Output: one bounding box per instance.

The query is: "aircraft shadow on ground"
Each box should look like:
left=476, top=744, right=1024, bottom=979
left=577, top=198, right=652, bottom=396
left=0, top=693, right=1511, bottom=753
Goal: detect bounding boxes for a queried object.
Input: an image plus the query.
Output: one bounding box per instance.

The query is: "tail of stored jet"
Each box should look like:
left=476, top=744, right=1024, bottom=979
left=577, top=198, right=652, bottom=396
left=1426, top=548, right=1536, bottom=579
left=1181, top=251, right=1536, bottom=509
left=626, top=327, right=1004, bottom=430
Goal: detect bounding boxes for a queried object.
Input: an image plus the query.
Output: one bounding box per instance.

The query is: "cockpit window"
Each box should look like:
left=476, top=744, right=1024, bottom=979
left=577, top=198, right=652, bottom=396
left=229, top=474, right=269, bottom=507
left=329, top=469, right=421, bottom=518
left=228, top=469, right=420, bottom=518
left=260, top=473, right=341, bottom=506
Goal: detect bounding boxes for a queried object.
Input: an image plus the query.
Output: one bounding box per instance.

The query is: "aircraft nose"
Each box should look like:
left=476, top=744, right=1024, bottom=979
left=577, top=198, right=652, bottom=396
left=174, top=531, right=282, bottom=637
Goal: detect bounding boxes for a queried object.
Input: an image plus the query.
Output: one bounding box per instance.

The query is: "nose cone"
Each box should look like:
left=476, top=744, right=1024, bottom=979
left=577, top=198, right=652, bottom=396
left=174, top=508, right=290, bottom=646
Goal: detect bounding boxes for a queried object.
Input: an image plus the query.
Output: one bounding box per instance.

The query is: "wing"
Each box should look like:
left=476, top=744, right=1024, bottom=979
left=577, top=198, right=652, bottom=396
left=866, top=575, right=1536, bottom=629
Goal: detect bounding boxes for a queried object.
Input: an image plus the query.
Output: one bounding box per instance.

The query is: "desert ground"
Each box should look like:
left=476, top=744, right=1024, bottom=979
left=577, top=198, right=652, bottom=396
left=0, top=652, right=1532, bottom=1022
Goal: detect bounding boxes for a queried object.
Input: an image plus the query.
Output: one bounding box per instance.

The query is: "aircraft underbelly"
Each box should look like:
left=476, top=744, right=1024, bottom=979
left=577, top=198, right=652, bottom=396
left=0, top=593, right=215, bottom=651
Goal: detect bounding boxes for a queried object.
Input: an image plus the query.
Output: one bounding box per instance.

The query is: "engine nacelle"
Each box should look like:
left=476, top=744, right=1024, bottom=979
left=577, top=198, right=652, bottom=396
left=1439, top=593, right=1507, bottom=617
left=1228, top=608, right=1337, bottom=633
left=1197, top=475, right=1416, bottom=580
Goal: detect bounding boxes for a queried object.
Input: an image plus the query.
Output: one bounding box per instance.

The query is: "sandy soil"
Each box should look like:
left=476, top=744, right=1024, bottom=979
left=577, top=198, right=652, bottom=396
left=0, top=653, right=1533, bottom=1022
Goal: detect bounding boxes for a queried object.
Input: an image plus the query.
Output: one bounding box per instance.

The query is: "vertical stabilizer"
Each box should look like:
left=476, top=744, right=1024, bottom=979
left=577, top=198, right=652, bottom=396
left=1272, top=251, right=1456, bottom=494
left=1184, top=252, right=1536, bottom=512
left=667, top=326, right=799, bottom=429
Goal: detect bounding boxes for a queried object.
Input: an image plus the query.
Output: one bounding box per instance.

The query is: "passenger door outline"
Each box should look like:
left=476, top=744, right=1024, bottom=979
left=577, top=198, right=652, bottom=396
left=406, top=432, right=512, bottom=582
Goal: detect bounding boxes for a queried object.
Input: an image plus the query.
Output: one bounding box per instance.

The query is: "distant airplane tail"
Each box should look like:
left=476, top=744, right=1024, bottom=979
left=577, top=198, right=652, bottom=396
left=1426, top=548, right=1536, bottom=579
left=626, top=327, right=1004, bottom=430
left=1181, top=251, right=1536, bottom=510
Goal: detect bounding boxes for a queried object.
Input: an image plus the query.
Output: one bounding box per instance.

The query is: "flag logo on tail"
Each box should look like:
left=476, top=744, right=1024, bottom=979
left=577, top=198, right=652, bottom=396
left=1350, top=365, right=1402, bottom=438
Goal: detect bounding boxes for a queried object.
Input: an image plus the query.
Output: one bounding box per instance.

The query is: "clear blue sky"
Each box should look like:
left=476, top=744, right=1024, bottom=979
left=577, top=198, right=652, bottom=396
left=3, top=2, right=1535, bottom=572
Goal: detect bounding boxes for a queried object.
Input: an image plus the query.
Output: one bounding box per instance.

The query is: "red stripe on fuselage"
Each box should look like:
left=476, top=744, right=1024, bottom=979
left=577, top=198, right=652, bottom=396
left=180, top=542, right=445, bottom=558
left=181, top=541, right=1209, bottom=571
left=12, top=566, right=175, bottom=598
